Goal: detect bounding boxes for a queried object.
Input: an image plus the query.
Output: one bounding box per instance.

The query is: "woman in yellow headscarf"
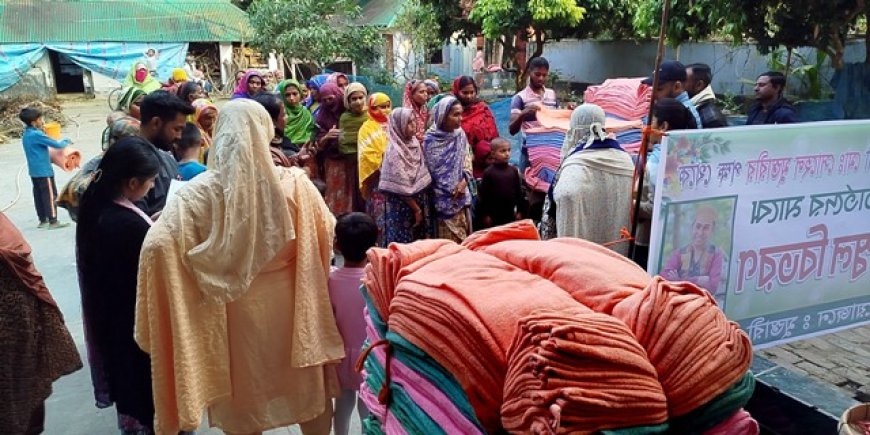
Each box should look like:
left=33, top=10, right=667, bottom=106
left=162, top=68, right=190, bottom=95
left=357, top=92, right=391, bottom=245
left=191, top=98, right=218, bottom=163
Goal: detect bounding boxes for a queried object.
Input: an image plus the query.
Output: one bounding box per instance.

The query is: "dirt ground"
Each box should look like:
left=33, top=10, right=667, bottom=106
left=0, top=98, right=355, bottom=434
left=0, top=98, right=865, bottom=433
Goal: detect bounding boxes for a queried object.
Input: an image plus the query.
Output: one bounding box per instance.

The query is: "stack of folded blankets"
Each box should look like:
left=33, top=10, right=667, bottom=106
left=584, top=78, right=652, bottom=154
left=523, top=107, right=571, bottom=193
left=359, top=221, right=758, bottom=434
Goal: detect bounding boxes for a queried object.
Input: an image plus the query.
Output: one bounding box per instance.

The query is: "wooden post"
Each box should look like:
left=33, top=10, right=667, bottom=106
left=629, top=0, right=672, bottom=260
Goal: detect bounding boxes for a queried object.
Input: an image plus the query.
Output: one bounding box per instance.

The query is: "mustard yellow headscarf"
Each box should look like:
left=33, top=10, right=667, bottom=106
left=358, top=92, right=391, bottom=191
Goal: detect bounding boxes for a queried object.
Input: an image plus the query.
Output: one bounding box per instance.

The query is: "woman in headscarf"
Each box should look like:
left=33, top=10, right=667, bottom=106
left=135, top=99, right=342, bottom=434
left=403, top=80, right=431, bottom=142
left=453, top=75, right=500, bottom=179
left=424, top=78, right=446, bottom=111
left=333, top=82, right=368, bottom=213
left=177, top=81, right=205, bottom=104
left=357, top=92, right=391, bottom=244
left=162, top=68, right=190, bottom=95
left=117, top=86, right=147, bottom=120
left=314, top=82, right=346, bottom=183
left=327, top=72, right=349, bottom=90
left=306, top=75, right=328, bottom=115
left=379, top=108, right=434, bottom=245
left=276, top=79, right=316, bottom=156
left=76, top=137, right=162, bottom=434
left=424, top=97, right=472, bottom=242
left=123, top=61, right=161, bottom=93
left=62, top=117, right=142, bottom=220
left=0, top=213, right=82, bottom=434
left=101, top=87, right=145, bottom=150
left=231, top=70, right=266, bottom=100
left=542, top=104, right=635, bottom=255
left=191, top=98, right=218, bottom=163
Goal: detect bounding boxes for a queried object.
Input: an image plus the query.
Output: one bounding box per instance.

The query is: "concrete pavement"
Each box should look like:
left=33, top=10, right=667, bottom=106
left=1, top=99, right=356, bottom=434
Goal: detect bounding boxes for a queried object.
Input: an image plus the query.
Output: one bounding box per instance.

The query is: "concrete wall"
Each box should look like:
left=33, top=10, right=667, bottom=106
left=541, top=39, right=867, bottom=96
left=90, top=71, right=121, bottom=95
left=392, top=32, right=475, bottom=83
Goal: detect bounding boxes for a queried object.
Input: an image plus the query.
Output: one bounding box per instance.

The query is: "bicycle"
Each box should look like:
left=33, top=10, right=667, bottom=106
left=107, top=86, right=124, bottom=111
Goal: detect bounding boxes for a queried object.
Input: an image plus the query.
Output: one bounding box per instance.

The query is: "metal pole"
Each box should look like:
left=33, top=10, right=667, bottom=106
left=629, top=0, right=672, bottom=259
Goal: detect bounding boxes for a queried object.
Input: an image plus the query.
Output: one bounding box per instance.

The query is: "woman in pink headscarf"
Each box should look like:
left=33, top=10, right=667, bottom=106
left=231, top=70, right=266, bottom=100
left=402, top=80, right=430, bottom=142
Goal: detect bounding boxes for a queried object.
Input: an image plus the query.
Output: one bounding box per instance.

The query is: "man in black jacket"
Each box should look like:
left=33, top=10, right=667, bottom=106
left=685, top=63, right=729, bottom=128
left=138, top=91, right=194, bottom=216
left=746, top=71, right=799, bottom=125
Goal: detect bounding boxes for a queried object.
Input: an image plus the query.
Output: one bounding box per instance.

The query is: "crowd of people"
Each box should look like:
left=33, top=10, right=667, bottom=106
left=3, top=54, right=801, bottom=434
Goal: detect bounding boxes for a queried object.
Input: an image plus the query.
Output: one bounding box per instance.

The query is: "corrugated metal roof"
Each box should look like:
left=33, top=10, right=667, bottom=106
left=0, top=0, right=252, bottom=43
left=359, top=0, right=402, bottom=28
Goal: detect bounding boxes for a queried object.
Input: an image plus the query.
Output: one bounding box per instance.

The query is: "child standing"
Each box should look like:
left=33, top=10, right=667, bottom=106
left=328, top=212, right=375, bottom=435
left=19, top=108, right=71, bottom=228
left=476, top=137, right=527, bottom=228
left=175, top=123, right=207, bottom=181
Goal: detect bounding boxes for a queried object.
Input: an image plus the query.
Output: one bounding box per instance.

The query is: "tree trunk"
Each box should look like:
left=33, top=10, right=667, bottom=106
left=515, top=30, right=544, bottom=90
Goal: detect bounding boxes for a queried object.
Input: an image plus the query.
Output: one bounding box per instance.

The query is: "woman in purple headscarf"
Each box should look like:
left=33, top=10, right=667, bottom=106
left=231, top=70, right=265, bottom=100
left=424, top=96, right=473, bottom=242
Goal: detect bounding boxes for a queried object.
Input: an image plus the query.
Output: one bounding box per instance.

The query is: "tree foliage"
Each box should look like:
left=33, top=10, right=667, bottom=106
left=248, top=0, right=383, bottom=69
left=736, top=0, right=866, bottom=69
left=393, top=0, right=443, bottom=80
left=466, top=0, right=586, bottom=87
left=633, top=0, right=867, bottom=69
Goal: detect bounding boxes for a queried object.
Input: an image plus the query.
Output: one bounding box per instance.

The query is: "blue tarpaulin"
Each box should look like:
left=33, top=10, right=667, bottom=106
left=0, top=42, right=188, bottom=92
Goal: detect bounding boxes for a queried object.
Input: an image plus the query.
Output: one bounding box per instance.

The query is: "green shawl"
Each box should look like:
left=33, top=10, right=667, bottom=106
left=338, top=110, right=369, bottom=155
left=276, top=80, right=315, bottom=144
left=122, top=61, right=161, bottom=93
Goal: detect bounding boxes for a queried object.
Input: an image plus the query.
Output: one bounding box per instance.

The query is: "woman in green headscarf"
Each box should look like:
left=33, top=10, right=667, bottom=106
left=123, top=61, right=161, bottom=93
left=116, top=87, right=147, bottom=119
left=276, top=79, right=315, bottom=151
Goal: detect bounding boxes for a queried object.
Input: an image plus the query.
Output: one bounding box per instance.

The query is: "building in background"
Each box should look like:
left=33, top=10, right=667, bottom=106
left=0, top=0, right=250, bottom=98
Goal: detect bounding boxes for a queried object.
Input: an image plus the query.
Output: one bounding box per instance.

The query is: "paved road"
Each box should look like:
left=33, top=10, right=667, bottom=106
left=0, top=99, right=357, bottom=434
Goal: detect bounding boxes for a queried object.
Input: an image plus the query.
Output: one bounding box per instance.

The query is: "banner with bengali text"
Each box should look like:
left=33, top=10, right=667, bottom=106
left=648, top=120, right=870, bottom=349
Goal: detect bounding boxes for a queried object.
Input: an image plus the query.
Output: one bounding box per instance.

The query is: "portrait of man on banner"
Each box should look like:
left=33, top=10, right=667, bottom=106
left=660, top=201, right=735, bottom=306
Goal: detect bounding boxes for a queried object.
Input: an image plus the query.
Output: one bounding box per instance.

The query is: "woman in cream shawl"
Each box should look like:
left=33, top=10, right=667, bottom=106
left=135, top=99, right=343, bottom=434
left=541, top=104, right=634, bottom=255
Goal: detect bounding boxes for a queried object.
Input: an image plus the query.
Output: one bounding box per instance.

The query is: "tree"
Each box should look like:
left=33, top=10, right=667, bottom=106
left=421, top=0, right=638, bottom=89
left=633, top=0, right=866, bottom=70
left=393, top=0, right=443, bottom=80
left=469, top=0, right=586, bottom=88
left=248, top=0, right=383, bottom=71
left=632, top=0, right=745, bottom=46
left=736, top=0, right=866, bottom=69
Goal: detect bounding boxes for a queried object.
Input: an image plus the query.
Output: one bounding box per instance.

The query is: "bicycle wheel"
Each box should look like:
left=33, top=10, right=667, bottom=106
left=107, top=87, right=123, bottom=110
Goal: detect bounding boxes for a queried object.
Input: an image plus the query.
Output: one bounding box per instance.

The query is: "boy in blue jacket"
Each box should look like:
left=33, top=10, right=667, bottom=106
left=19, top=108, right=71, bottom=228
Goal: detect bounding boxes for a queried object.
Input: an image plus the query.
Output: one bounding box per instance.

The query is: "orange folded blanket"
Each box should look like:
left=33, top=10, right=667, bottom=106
left=387, top=243, right=581, bottom=432
left=536, top=107, right=573, bottom=130
left=502, top=309, right=669, bottom=434
left=49, top=147, right=81, bottom=172
left=468, top=234, right=651, bottom=314
left=612, top=276, right=752, bottom=417
left=363, top=239, right=462, bottom=320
